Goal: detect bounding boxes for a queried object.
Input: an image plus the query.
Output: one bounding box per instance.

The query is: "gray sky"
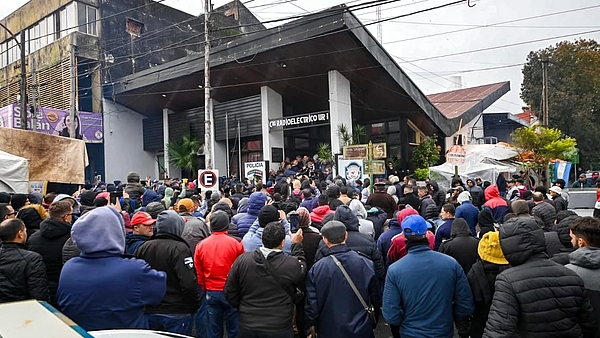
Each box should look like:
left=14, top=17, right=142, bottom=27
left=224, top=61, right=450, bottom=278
left=2, top=0, right=600, bottom=113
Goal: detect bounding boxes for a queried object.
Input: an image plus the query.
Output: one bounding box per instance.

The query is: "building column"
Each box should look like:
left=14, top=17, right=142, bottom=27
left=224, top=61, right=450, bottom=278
left=328, top=70, right=352, bottom=154
left=163, top=108, right=179, bottom=178
left=261, top=86, right=284, bottom=171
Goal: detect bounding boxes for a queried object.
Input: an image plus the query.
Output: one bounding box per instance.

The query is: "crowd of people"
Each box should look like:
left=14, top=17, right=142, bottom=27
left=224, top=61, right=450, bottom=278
left=0, top=157, right=600, bottom=338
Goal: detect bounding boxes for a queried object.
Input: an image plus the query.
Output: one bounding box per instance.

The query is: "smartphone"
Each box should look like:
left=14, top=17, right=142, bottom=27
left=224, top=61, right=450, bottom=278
left=109, top=192, right=117, bottom=205
left=289, top=212, right=300, bottom=230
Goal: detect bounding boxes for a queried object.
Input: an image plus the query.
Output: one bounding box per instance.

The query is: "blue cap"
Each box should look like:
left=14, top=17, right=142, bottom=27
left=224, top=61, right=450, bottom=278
left=402, top=215, right=428, bottom=236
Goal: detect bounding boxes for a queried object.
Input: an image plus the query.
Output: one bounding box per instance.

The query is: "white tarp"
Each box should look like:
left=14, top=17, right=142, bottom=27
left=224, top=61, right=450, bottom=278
left=463, top=144, right=519, bottom=161
left=0, top=150, right=29, bottom=193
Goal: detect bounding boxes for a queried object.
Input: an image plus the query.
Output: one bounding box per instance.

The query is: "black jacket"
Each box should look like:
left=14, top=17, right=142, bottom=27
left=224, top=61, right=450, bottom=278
left=400, top=193, right=420, bottom=211
left=439, top=219, right=479, bottom=274
left=429, top=180, right=447, bottom=211
left=419, top=195, right=439, bottom=220
left=531, top=202, right=557, bottom=230
left=0, top=242, right=49, bottom=303
left=550, top=215, right=579, bottom=265
left=544, top=231, right=566, bottom=257
left=135, top=233, right=200, bottom=314
left=477, top=209, right=496, bottom=238
left=62, top=237, right=80, bottom=264
left=315, top=206, right=385, bottom=280
left=553, top=195, right=568, bottom=213
left=224, top=243, right=306, bottom=333
left=483, top=217, right=597, bottom=338
left=301, top=227, right=322, bottom=269
left=467, top=259, right=510, bottom=338
left=27, top=217, right=71, bottom=306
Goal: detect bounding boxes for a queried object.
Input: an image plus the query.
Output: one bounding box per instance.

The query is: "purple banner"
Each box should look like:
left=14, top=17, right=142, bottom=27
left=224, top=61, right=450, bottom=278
left=0, top=104, right=103, bottom=143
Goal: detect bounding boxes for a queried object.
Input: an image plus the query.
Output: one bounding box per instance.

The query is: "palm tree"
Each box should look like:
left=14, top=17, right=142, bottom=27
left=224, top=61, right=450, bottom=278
left=167, top=134, right=203, bottom=175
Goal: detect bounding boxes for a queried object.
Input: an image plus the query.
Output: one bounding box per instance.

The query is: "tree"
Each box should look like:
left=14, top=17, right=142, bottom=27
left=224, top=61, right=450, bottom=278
left=511, top=125, right=577, bottom=184
left=167, top=134, right=202, bottom=174
left=521, top=39, right=600, bottom=168
left=411, top=134, right=440, bottom=180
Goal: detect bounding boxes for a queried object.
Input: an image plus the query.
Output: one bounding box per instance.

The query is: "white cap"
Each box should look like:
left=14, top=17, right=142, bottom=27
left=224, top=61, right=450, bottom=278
left=549, top=186, right=562, bottom=194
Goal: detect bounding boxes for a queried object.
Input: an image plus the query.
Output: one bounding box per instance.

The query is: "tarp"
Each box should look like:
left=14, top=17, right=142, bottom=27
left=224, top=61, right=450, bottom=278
left=0, top=127, right=87, bottom=184
left=463, top=143, right=519, bottom=161
left=430, top=159, right=513, bottom=192
left=0, top=150, right=29, bottom=193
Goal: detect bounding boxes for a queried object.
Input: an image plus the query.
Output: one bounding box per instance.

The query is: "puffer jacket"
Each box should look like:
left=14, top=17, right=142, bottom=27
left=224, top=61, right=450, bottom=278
left=566, top=247, right=600, bottom=337
left=550, top=215, right=579, bottom=265
left=0, top=242, right=49, bottom=303
left=27, top=217, right=71, bottom=306
left=483, top=217, right=597, bottom=338
left=467, top=259, right=510, bottom=338
left=419, top=195, right=439, bottom=220
left=125, top=183, right=146, bottom=209
left=236, top=192, right=266, bottom=237
left=366, top=207, right=387, bottom=240
left=315, top=206, right=385, bottom=281
left=483, top=185, right=508, bottom=224
left=17, top=205, right=48, bottom=237
left=438, top=219, right=479, bottom=274
left=428, top=180, right=447, bottom=211
left=180, top=212, right=211, bottom=251
left=531, top=202, right=557, bottom=230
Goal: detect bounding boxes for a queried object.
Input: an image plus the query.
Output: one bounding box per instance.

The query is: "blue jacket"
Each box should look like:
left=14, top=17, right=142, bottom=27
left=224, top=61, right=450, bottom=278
left=236, top=192, right=266, bottom=237
left=306, top=245, right=381, bottom=338
left=434, top=219, right=454, bottom=251
left=299, top=196, right=319, bottom=213
left=377, top=218, right=402, bottom=268
left=125, top=233, right=149, bottom=256
left=383, top=245, right=474, bottom=338
left=57, top=207, right=166, bottom=331
left=242, top=218, right=292, bottom=255
left=455, top=201, right=479, bottom=237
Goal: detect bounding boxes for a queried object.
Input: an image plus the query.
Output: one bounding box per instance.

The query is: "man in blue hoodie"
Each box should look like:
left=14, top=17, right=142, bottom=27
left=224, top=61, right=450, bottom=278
left=236, top=192, right=266, bottom=238
left=57, top=206, right=167, bottom=331
left=383, top=215, right=474, bottom=338
left=243, top=205, right=292, bottom=254
left=454, top=191, right=479, bottom=237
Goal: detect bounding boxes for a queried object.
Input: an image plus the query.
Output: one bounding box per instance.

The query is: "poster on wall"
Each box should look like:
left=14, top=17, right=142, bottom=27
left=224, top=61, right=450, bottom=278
left=0, top=104, right=103, bottom=143
left=339, top=160, right=364, bottom=185
left=244, top=161, right=267, bottom=183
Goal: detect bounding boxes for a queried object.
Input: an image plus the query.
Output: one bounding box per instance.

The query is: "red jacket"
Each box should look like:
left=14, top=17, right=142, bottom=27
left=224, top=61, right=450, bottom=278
left=310, top=205, right=333, bottom=224
left=387, top=231, right=435, bottom=264
left=194, top=232, right=244, bottom=292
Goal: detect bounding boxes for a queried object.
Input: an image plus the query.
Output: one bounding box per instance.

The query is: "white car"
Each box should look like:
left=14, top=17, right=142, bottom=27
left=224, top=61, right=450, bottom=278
left=90, top=330, right=192, bottom=338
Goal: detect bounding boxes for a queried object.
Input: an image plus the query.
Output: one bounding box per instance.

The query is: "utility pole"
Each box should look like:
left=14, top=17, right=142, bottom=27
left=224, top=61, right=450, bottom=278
left=19, top=30, right=27, bottom=130
left=541, top=55, right=549, bottom=127
left=376, top=5, right=382, bottom=43
left=69, top=44, right=77, bottom=138
left=204, top=0, right=213, bottom=169
left=31, top=58, right=37, bottom=132
left=541, top=54, right=550, bottom=186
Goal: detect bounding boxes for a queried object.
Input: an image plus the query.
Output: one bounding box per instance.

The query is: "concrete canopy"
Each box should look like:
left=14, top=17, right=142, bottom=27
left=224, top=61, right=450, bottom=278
left=111, top=4, right=507, bottom=137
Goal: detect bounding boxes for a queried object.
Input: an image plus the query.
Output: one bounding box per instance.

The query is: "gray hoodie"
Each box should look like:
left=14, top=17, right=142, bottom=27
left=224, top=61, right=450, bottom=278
left=348, top=199, right=374, bottom=237
left=71, top=206, right=125, bottom=256
left=156, top=210, right=185, bottom=236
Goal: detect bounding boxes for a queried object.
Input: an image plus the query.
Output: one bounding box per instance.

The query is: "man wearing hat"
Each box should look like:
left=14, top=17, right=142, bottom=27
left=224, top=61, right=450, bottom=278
left=125, top=211, right=155, bottom=255
left=466, top=231, right=509, bottom=338
left=383, top=215, right=474, bottom=338
left=366, top=181, right=397, bottom=218
left=177, top=198, right=210, bottom=251
left=306, top=221, right=381, bottom=338
left=573, top=173, right=593, bottom=188
left=588, top=172, right=599, bottom=187
left=195, top=210, right=244, bottom=338
left=549, top=186, right=568, bottom=213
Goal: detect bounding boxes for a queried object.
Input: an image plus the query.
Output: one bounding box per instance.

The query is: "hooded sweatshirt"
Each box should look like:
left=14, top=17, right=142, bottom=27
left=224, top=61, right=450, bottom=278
left=57, top=207, right=166, bottom=331
left=483, top=185, right=508, bottom=224
left=236, top=192, right=267, bottom=237
left=566, top=246, right=600, bottom=336
left=135, top=210, right=201, bottom=314
left=162, top=188, right=174, bottom=210
left=477, top=208, right=496, bottom=238
left=439, top=219, right=479, bottom=274
left=428, top=180, right=447, bottom=211
left=142, top=189, right=162, bottom=207
left=349, top=199, right=374, bottom=237
left=232, top=197, right=249, bottom=225
left=17, top=204, right=48, bottom=237
left=455, top=191, right=479, bottom=237
left=315, top=206, right=385, bottom=280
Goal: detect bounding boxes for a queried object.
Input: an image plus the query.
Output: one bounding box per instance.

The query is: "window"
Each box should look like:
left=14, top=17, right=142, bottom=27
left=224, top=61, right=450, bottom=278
left=46, top=15, right=55, bottom=44
left=78, top=3, right=98, bottom=36
left=39, top=19, right=48, bottom=49
left=0, top=43, right=6, bottom=68
left=60, top=2, right=77, bottom=38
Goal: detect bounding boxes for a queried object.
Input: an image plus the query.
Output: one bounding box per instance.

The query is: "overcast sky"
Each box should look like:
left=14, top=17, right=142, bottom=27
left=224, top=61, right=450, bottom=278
left=2, top=0, right=599, bottom=113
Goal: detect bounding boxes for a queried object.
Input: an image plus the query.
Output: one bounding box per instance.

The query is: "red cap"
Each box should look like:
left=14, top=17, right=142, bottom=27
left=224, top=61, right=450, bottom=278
left=130, top=212, right=155, bottom=226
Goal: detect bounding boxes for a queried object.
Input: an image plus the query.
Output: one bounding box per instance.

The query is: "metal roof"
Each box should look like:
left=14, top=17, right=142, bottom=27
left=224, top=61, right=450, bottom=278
left=427, top=82, right=511, bottom=120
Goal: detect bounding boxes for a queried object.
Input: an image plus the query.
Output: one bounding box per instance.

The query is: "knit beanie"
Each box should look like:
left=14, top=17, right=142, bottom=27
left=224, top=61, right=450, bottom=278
left=146, top=202, right=166, bottom=219
left=209, top=210, right=230, bottom=232
left=478, top=231, right=509, bottom=265
left=259, top=205, right=280, bottom=227
left=127, top=172, right=140, bottom=183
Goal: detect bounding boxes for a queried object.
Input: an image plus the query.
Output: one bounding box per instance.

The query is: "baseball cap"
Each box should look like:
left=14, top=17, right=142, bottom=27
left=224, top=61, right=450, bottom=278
left=401, top=215, right=428, bottom=236
left=131, top=211, right=155, bottom=226
left=593, top=172, right=599, bottom=178
left=580, top=173, right=587, bottom=178
left=549, top=186, right=562, bottom=194
left=177, top=198, right=195, bottom=212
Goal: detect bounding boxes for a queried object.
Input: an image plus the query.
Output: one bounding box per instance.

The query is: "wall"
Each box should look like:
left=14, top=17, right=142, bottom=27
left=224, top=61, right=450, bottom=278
left=445, top=113, right=483, bottom=149
left=103, top=99, right=157, bottom=182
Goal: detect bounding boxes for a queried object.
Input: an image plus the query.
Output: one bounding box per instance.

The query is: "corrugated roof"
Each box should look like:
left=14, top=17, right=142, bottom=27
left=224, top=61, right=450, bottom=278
left=515, top=109, right=534, bottom=124
left=427, top=82, right=510, bottom=119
